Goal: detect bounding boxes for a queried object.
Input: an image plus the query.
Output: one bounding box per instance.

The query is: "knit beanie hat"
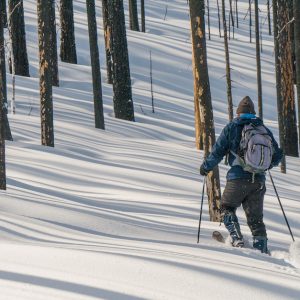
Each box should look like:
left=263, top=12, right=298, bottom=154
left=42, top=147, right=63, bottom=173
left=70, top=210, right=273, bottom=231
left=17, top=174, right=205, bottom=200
left=236, top=96, right=256, bottom=115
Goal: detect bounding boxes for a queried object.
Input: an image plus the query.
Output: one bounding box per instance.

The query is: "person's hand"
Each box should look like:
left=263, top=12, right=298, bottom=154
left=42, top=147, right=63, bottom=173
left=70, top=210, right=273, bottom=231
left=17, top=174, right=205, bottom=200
left=200, top=164, right=209, bottom=176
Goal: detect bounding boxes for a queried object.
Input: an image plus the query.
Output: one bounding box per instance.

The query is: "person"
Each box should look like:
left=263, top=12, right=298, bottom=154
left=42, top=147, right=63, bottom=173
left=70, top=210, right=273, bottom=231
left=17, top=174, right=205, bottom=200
left=199, top=96, right=283, bottom=253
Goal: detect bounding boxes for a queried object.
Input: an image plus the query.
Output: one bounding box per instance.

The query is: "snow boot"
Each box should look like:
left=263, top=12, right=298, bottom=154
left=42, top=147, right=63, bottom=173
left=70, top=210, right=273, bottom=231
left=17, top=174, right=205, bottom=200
left=223, top=211, right=244, bottom=247
left=253, top=236, right=268, bottom=254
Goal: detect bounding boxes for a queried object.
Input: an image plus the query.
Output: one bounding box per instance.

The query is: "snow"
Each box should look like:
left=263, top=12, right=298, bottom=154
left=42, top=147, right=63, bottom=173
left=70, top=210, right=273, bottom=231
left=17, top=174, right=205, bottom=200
left=0, top=0, right=300, bottom=299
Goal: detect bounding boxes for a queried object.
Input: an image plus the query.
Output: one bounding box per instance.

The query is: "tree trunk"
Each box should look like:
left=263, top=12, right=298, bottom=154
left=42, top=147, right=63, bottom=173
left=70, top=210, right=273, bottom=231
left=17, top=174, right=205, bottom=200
left=217, top=0, right=221, bottom=38
left=249, top=0, right=252, bottom=43
left=254, top=0, right=263, bottom=119
left=109, top=0, right=135, bottom=121
left=235, top=0, right=238, bottom=28
left=129, top=0, right=139, bottom=31
left=0, top=8, right=13, bottom=141
left=294, top=0, right=300, bottom=151
left=37, top=0, right=54, bottom=147
left=102, top=0, right=113, bottom=84
left=0, top=0, right=7, bottom=28
left=0, top=18, right=7, bottom=190
left=60, top=0, right=77, bottom=64
left=207, top=0, right=211, bottom=40
left=86, top=0, right=105, bottom=129
left=272, top=0, right=286, bottom=172
left=277, top=0, right=299, bottom=157
left=222, top=0, right=233, bottom=121
left=267, top=0, right=271, bottom=35
left=141, top=0, right=145, bottom=32
left=189, top=0, right=221, bottom=222
left=8, top=0, right=30, bottom=77
left=49, top=0, right=59, bottom=87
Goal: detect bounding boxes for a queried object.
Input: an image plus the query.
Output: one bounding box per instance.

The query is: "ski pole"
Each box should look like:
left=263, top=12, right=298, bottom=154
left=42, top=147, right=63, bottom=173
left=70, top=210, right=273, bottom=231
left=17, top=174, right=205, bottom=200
left=268, top=170, right=295, bottom=242
left=197, top=175, right=206, bottom=243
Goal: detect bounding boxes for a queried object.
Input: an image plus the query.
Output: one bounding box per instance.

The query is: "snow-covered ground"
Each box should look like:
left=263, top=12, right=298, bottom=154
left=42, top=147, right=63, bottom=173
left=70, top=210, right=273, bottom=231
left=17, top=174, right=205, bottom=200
left=0, top=1, right=299, bottom=299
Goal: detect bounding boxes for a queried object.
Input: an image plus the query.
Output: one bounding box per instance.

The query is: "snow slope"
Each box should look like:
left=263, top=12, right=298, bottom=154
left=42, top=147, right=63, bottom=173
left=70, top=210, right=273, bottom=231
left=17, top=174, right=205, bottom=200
left=0, top=0, right=299, bottom=299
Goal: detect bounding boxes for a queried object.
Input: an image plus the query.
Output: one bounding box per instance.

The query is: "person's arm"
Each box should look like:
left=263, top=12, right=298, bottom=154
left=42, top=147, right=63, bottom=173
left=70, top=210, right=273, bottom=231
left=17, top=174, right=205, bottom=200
left=267, top=129, right=283, bottom=168
left=201, top=124, right=231, bottom=173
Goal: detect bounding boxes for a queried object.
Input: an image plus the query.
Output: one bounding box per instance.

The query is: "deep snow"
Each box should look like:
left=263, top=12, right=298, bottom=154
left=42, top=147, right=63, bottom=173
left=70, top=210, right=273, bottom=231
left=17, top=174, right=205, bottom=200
left=0, top=1, right=299, bottom=299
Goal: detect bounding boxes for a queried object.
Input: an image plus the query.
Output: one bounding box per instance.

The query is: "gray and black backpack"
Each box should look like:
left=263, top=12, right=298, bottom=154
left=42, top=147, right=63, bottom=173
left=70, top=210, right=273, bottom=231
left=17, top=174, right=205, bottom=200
left=232, top=123, right=273, bottom=180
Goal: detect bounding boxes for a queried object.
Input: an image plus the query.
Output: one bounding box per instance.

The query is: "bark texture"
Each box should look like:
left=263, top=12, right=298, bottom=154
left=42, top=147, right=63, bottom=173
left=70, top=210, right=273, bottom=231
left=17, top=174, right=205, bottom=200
left=0, top=18, right=6, bottom=189
left=0, top=0, right=7, bottom=28
left=254, top=0, right=263, bottom=119
left=49, top=0, right=59, bottom=86
left=294, top=0, right=300, bottom=150
left=221, top=0, right=233, bottom=121
left=60, top=0, right=77, bottom=64
left=37, top=0, right=54, bottom=147
left=8, top=0, right=30, bottom=77
left=129, top=0, right=139, bottom=31
left=102, top=0, right=113, bottom=84
left=189, top=0, right=221, bottom=222
left=277, top=0, right=298, bottom=157
left=273, top=0, right=286, bottom=172
left=86, top=0, right=105, bottom=129
left=109, top=0, right=135, bottom=121
left=141, top=0, right=145, bottom=32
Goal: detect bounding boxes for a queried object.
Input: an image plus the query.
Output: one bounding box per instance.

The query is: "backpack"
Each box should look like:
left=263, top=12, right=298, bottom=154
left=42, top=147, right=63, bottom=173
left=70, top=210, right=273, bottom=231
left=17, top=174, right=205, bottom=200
left=231, top=123, right=273, bottom=180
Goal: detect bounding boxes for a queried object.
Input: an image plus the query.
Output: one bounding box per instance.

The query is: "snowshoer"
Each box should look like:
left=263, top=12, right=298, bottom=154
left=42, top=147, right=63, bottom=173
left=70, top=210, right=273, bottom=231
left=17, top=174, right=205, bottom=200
left=199, top=96, right=283, bottom=253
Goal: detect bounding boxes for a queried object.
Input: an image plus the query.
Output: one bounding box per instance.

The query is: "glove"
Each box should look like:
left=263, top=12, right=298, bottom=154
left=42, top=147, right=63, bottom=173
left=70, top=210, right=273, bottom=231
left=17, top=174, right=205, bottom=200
left=200, top=164, right=209, bottom=176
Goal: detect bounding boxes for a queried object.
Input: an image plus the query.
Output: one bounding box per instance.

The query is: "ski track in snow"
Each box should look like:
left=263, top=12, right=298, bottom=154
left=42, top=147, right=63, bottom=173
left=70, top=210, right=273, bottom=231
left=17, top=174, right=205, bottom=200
left=0, top=0, right=299, bottom=299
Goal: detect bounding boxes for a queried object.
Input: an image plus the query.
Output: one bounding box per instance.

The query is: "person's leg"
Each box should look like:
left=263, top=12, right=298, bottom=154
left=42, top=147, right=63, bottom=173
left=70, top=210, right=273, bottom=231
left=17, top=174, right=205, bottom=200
left=242, top=180, right=268, bottom=253
left=222, top=180, right=248, bottom=247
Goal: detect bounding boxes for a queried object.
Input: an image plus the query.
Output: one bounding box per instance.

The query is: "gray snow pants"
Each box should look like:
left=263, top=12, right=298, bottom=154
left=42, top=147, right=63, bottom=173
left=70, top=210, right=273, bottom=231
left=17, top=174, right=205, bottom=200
left=221, top=178, right=267, bottom=237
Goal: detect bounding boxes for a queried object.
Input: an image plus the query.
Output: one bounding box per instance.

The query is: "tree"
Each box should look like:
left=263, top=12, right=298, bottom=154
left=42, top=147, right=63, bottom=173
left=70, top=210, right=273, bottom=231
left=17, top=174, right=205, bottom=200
left=60, top=0, right=77, bottom=64
left=276, top=0, right=298, bottom=157
left=254, top=0, right=263, bottom=119
left=37, top=0, right=54, bottom=147
left=189, top=0, right=221, bottom=221
left=102, top=0, right=113, bottom=84
left=86, top=0, right=105, bottom=129
left=49, top=0, right=59, bottom=86
left=141, top=0, right=145, bottom=32
left=294, top=0, right=300, bottom=150
left=0, top=17, right=7, bottom=190
left=8, top=0, right=30, bottom=77
left=0, top=0, right=7, bottom=28
left=109, top=0, right=135, bottom=121
left=221, top=0, right=233, bottom=121
left=129, top=0, right=139, bottom=31
left=272, top=0, right=286, bottom=173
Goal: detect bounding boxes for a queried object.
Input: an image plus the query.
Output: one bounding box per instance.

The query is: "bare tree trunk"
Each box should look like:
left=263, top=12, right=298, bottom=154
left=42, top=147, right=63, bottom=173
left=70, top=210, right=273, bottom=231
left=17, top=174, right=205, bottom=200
left=267, top=0, right=271, bottom=35
left=141, top=0, right=145, bottom=32
left=60, top=0, right=77, bottom=64
left=254, top=0, right=263, bottom=119
left=277, top=0, right=298, bottom=157
left=49, top=0, right=59, bottom=87
left=0, top=19, right=7, bottom=190
left=8, top=0, right=30, bottom=77
left=102, top=0, right=113, bottom=84
left=272, top=0, right=286, bottom=172
left=294, top=0, right=300, bottom=151
left=249, top=0, right=252, bottom=43
left=109, top=0, right=135, bottom=121
left=129, top=0, right=139, bottom=31
left=217, top=0, right=221, bottom=38
left=0, top=8, right=13, bottom=141
left=86, top=0, right=105, bottom=129
left=222, top=0, right=233, bottom=121
left=235, top=0, right=238, bottom=28
left=189, top=0, right=221, bottom=222
left=0, top=0, right=7, bottom=28
left=37, top=0, right=54, bottom=147
left=207, top=0, right=211, bottom=40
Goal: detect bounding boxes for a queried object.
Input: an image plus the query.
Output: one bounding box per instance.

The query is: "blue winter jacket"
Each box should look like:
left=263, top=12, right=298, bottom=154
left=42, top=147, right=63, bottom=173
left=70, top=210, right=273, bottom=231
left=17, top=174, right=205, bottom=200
left=202, top=116, right=283, bottom=181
